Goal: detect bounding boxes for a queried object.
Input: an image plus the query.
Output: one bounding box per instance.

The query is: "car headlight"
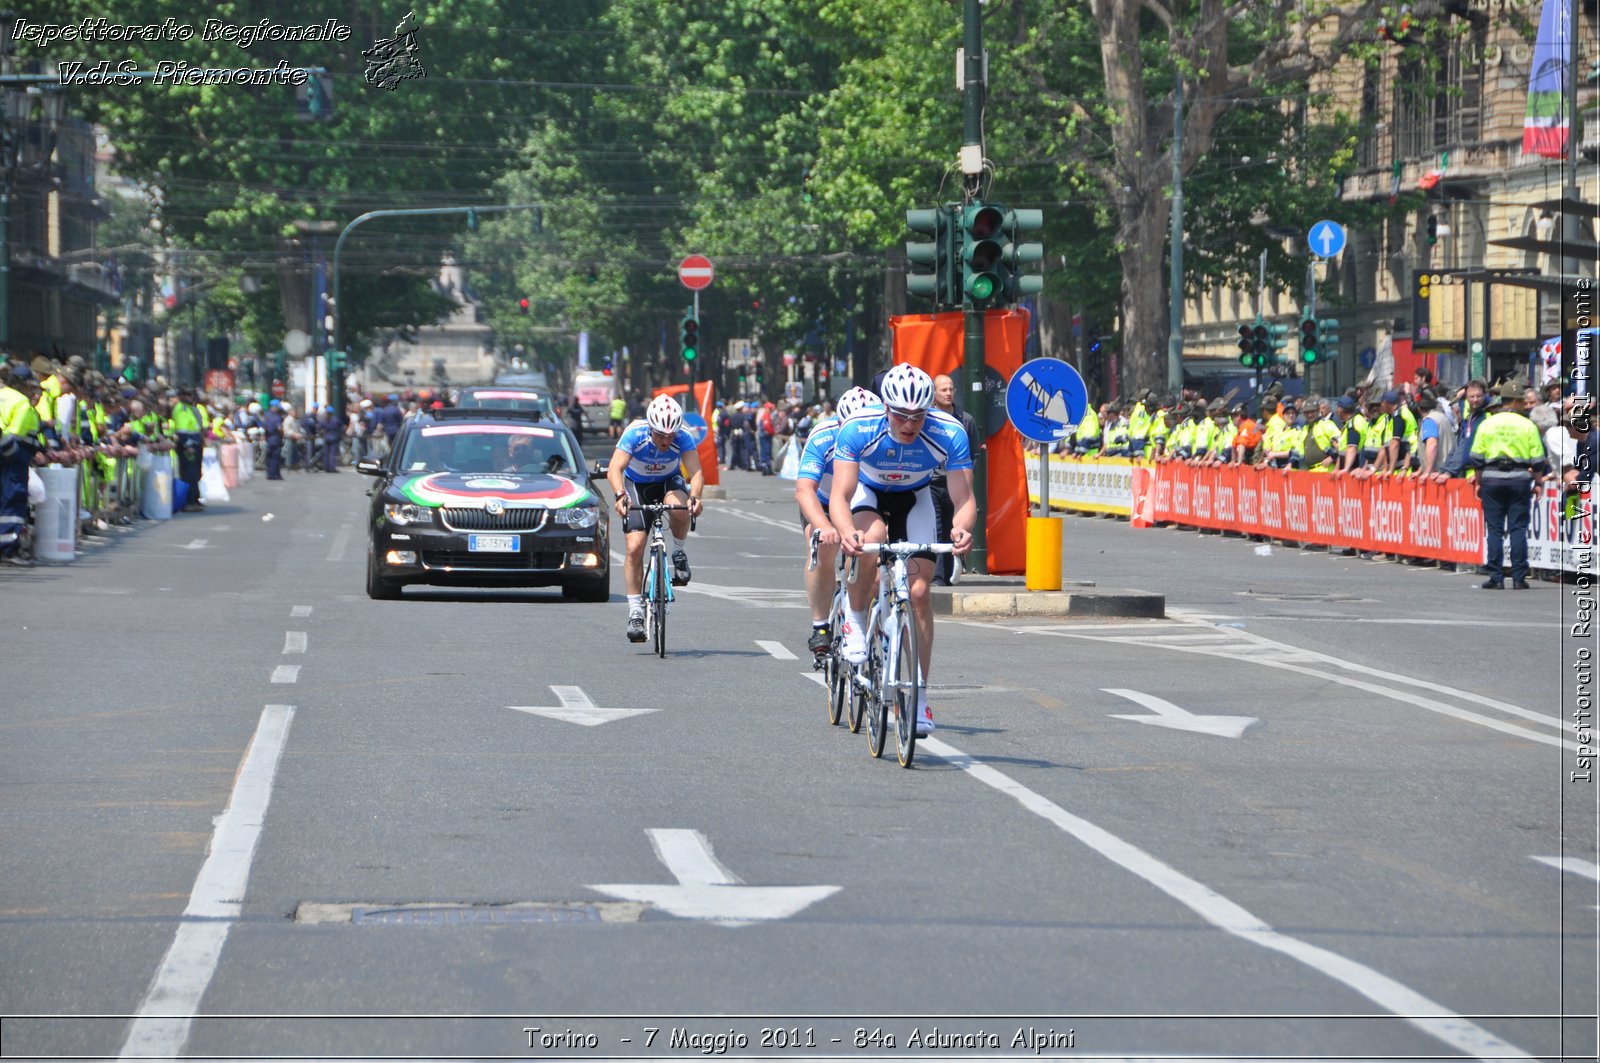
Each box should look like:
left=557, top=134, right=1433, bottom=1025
left=383, top=503, right=435, bottom=526
left=554, top=506, right=599, bottom=528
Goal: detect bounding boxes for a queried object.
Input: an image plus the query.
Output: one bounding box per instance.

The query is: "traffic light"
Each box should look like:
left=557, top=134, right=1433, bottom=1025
left=1002, top=208, right=1045, bottom=302
left=326, top=347, right=347, bottom=373
left=1298, top=313, right=1320, bottom=364
left=466, top=209, right=479, bottom=233
left=960, top=202, right=1007, bottom=308
left=1267, top=323, right=1289, bottom=364
left=1251, top=322, right=1270, bottom=364
left=1318, top=317, right=1341, bottom=361
left=679, top=313, right=699, bottom=362
left=1237, top=323, right=1258, bottom=368
left=518, top=297, right=530, bottom=315
left=602, top=356, right=612, bottom=377
left=905, top=206, right=958, bottom=307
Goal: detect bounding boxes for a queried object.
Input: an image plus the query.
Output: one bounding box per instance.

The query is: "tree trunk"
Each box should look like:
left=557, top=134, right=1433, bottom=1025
left=1117, top=195, right=1173, bottom=398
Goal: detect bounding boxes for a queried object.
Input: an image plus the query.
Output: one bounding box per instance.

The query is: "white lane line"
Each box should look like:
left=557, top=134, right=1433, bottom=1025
left=269, top=665, right=300, bottom=684
left=721, top=506, right=803, bottom=533
left=801, top=672, right=826, bottom=688
left=282, top=632, right=307, bottom=655
left=756, top=640, right=797, bottom=660
left=1533, top=856, right=1600, bottom=881
left=919, top=736, right=1532, bottom=1061
left=118, top=705, right=294, bottom=1061
left=326, top=524, right=352, bottom=563
left=290, top=605, right=313, bottom=618
left=180, top=539, right=208, bottom=550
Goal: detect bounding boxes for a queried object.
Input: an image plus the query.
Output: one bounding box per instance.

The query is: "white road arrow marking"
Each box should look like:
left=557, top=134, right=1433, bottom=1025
left=1533, top=856, right=1600, bottom=881
left=1105, top=688, right=1258, bottom=739
left=590, top=829, right=840, bottom=928
left=509, top=685, right=656, bottom=727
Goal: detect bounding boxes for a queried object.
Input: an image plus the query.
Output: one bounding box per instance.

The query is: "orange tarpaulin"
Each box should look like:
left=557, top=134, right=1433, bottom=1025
left=651, top=380, right=719, bottom=487
left=888, top=309, right=1029, bottom=576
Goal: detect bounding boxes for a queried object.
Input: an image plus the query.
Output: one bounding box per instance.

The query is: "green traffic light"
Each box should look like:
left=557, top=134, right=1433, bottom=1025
left=969, top=275, right=995, bottom=300
left=683, top=346, right=697, bottom=362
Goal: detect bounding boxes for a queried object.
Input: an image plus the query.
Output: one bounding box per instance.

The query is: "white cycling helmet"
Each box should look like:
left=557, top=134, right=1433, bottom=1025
left=834, top=386, right=883, bottom=422
left=646, top=393, right=684, bottom=434
left=880, top=363, right=935, bottom=412
left=247, top=402, right=261, bottom=415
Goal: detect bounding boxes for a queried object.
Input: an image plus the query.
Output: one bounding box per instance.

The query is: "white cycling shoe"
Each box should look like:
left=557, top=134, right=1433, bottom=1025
left=839, top=617, right=867, bottom=664
left=915, top=702, right=935, bottom=737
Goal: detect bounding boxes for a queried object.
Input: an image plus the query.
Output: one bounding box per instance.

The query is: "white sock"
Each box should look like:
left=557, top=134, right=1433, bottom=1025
left=848, top=609, right=866, bottom=631
left=671, top=535, right=686, bottom=555
left=627, top=594, right=643, bottom=614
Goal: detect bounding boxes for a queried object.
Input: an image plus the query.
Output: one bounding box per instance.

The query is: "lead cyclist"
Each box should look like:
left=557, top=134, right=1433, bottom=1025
left=795, top=387, right=884, bottom=657
left=830, top=364, right=974, bottom=736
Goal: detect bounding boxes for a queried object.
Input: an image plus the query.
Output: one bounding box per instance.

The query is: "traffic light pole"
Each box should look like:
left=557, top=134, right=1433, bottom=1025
left=961, top=0, right=988, bottom=573
left=331, top=203, right=543, bottom=417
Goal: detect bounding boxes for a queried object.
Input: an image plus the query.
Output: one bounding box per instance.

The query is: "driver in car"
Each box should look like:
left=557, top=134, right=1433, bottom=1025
left=500, top=433, right=539, bottom=472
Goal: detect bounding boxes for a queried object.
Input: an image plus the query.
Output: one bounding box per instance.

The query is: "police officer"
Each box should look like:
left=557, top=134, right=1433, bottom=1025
left=168, top=385, right=209, bottom=509
left=263, top=401, right=285, bottom=480
left=1127, top=390, right=1155, bottom=458
left=1071, top=398, right=1102, bottom=456
left=1469, top=380, right=1550, bottom=589
left=1102, top=403, right=1130, bottom=456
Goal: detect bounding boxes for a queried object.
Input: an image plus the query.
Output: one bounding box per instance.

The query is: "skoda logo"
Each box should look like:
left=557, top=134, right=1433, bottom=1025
left=485, top=500, right=504, bottom=516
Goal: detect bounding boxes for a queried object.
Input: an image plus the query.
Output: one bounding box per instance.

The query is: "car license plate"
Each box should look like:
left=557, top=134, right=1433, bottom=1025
left=468, top=534, right=520, bottom=553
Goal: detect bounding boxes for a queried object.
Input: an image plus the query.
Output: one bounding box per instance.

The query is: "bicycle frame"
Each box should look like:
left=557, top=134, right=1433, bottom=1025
left=631, top=502, right=686, bottom=658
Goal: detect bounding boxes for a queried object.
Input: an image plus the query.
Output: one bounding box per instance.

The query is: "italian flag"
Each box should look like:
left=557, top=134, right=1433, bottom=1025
left=1522, top=0, right=1571, bottom=159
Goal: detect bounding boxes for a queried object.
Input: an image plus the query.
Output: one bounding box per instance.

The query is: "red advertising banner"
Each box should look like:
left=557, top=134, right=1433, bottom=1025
left=204, top=369, right=235, bottom=395
left=1141, top=465, right=1485, bottom=564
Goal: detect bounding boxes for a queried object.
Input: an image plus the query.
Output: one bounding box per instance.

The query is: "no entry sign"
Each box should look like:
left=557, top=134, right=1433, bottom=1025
left=678, top=254, right=714, bottom=290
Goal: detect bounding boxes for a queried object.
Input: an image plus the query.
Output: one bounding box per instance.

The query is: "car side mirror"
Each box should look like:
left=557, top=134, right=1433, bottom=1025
left=589, top=459, right=608, bottom=479
left=356, top=458, right=385, bottom=476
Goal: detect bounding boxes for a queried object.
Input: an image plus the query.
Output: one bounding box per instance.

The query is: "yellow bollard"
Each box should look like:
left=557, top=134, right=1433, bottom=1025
left=1025, top=515, right=1063, bottom=591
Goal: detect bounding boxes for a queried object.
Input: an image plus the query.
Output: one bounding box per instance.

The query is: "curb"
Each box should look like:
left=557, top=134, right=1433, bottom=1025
left=932, top=582, right=1164, bottom=619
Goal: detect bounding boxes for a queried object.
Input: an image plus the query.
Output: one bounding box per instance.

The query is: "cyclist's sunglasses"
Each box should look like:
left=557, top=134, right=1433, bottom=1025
left=887, top=407, right=927, bottom=422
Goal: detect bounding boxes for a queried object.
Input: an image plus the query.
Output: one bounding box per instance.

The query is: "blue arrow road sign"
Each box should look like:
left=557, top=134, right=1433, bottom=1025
left=681, top=410, right=709, bottom=446
left=1308, top=220, right=1346, bottom=258
left=1005, top=357, right=1088, bottom=444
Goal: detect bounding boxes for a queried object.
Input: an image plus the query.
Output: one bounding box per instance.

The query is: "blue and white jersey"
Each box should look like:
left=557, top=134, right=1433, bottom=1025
left=615, top=419, right=696, bottom=483
left=796, top=417, right=841, bottom=504
left=832, top=409, right=972, bottom=492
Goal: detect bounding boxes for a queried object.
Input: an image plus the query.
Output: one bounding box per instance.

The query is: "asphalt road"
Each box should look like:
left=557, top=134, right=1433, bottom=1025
left=0, top=462, right=1594, bottom=1062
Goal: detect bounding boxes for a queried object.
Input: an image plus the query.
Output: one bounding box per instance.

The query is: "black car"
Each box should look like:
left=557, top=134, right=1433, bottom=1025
left=358, top=408, right=610, bottom=601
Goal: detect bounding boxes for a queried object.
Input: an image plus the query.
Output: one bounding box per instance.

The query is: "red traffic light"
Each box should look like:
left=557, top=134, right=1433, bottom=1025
left=518, top=297, right=530, bottom=314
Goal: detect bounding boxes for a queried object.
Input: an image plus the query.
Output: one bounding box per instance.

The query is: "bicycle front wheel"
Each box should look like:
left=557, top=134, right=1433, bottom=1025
left=865, top=614, right=887, bottom=759
left=652, top=546, right=669, bottom=658
left=893, top=608, right=920, bottom=768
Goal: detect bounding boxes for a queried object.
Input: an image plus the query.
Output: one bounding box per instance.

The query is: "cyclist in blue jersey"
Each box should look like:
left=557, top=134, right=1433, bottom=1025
left=830, top=364, right=974, bottom=736
left=607, top=394, right=705, bottom=643
left=795, top=387, right=883, bottom=655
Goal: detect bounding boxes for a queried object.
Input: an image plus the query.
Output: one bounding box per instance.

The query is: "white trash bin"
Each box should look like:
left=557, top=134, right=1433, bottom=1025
left=34, top=465, right=78, bottom=563
left=142, top=457, right=173, bottom=521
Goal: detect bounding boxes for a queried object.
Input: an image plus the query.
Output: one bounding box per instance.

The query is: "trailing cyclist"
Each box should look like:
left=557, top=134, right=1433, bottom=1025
left=795, top=386, right=884, bottom=659
left=830, top=364, right=974, bottom=737
left=607, top=394, right=705, bottom=644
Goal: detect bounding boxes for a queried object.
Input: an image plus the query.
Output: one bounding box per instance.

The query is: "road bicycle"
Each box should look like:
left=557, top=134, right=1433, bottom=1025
left=848, top=541, right=956, bottom=767
left=632, top=502, right=688, bottom=659
left=807, top=530, right=852, bottom=728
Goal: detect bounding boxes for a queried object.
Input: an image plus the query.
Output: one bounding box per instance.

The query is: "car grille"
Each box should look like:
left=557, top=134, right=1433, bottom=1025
left=440, top=507, right=549, bottom=532
left=422, top=550, right=567, bottom=571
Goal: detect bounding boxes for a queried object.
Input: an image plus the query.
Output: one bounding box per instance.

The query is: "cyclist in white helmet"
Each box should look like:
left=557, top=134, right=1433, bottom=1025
left=607, top=393, right=705, bottom=643
left=830, top=364, right=974, bottom=736
left=795, top=386, right=883, bottom=657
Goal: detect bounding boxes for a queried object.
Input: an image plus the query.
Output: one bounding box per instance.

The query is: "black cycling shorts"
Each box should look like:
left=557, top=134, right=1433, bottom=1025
left=622, top=474, right=688, bottom=534
left=850, top=483, right=937, bottom=561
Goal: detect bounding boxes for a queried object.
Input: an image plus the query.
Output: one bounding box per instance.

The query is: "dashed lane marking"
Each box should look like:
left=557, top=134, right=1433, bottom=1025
left=269, top=665, right=300, bottom=684
left=326, top=524, right=352, bottom=563
left=283, top=632, right=307, bottom=654
left=756, top=640, right=797, bottom=660
left=291, top=606, right=312, bottom=618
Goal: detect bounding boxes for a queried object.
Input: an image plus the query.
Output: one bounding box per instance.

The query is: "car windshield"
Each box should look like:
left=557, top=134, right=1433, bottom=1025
left=397, top=424, right=579, bottom=475
left=458, top=389, right=549, bottom=413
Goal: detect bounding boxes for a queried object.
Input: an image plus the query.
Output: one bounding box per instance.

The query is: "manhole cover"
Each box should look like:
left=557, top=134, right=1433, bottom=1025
left=294, top=901, right=645, bottom=925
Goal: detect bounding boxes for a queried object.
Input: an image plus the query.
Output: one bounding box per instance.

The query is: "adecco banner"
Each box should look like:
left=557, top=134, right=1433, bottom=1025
left=1140, top=463, right=1485, bottom=563
left=1025, top=454, right=1135, bottom=516
left=651, top=380, right=719, bottom=488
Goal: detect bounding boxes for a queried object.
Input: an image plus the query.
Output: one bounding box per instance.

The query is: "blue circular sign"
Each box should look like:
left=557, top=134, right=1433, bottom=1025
left=1308, top=219, right=1346, bottom=258
left=681, top=410, right=709, bottom=446
left=1005, top=358, right=1088, bottom=444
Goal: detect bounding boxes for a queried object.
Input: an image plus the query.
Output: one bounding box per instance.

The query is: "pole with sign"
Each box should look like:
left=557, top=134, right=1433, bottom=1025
left=1005, top=357, right=1088, bottom=590
left=679, top=255, right=713, bottom=393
